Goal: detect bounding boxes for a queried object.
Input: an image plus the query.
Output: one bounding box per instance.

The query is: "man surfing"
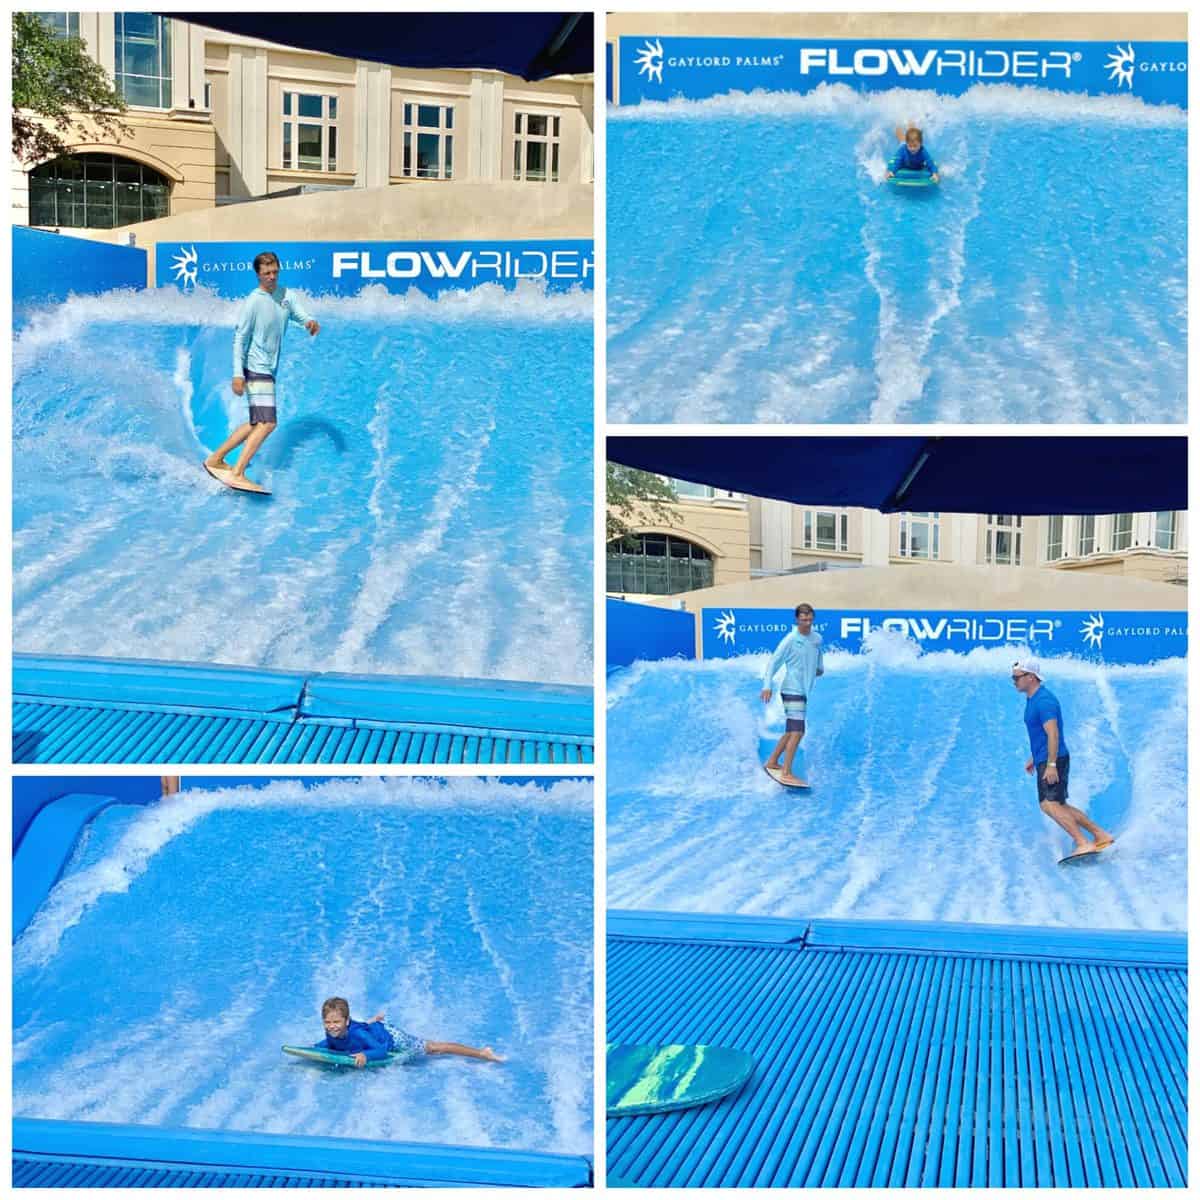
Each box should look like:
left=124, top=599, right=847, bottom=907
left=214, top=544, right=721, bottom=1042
left=761, top=603, right=824, bottom=788
left=203, top=250, right=319, bottom=493
left=1011, top=658, right=1114, bottom=860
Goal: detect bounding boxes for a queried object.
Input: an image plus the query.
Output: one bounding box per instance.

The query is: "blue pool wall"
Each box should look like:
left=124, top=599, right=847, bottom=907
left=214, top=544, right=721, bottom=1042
left=607, top=598, right=696, bottom=670
left=13, top=226, right=146, bottom=312
left=13, top=777, right=159, bottom=852
left=14, top=652, right=593, bottom=734
left=14, top=1118, right=591, bottom=1188
left=615, top=36, right=1188, bottom=107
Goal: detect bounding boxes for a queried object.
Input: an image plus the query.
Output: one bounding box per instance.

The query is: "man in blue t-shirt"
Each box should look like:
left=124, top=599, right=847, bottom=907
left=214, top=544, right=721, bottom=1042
left=1011, top=658, right=1114, bottom=858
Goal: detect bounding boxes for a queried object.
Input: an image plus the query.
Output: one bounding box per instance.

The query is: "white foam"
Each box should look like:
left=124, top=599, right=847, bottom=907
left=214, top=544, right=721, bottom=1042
left=14, top=279, right=590, bottom=368
left=15, top=778, right=591, bottom=970
left=612, top=81, right=1187, bottom=127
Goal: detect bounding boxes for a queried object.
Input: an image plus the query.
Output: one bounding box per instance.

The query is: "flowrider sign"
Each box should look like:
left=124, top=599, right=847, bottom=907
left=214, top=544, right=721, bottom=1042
left=703, top=609, right=1186, bottom=666
left=619, top=37, right=1187, bottom=108
left=157, top=240, right=595, bottom=297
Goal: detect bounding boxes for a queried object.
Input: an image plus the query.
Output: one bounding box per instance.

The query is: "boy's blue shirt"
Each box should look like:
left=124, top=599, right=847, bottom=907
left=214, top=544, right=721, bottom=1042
left=317, top=1019, right=394, bottom=1061
left=892, top=144, right=937, bottom=175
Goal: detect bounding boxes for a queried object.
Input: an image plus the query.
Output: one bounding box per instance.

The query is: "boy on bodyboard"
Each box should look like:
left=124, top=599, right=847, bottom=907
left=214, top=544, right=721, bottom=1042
left=886, top=124, right=940, bottom=183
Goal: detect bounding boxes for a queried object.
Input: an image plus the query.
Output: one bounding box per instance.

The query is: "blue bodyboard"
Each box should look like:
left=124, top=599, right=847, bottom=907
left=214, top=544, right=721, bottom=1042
left=607, top=1043, right=754, bottom=1117
left=282, top=1044, right=406, bottom=1067
left=889, top=168, right=937, bottom=189
left=1058, top=845, right=1115, bottom=867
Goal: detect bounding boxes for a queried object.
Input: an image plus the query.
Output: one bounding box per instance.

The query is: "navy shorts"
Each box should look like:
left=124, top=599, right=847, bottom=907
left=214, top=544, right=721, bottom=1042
left=1036, top=756, right=1070, bottom=804
left=781, top=692, right=807, bottom=733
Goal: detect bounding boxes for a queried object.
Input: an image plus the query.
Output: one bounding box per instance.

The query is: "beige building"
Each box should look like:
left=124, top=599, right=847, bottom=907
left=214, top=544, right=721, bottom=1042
left=14, top=13, right=593, bottom=230
left=608, top=482, right=1188, bottom=602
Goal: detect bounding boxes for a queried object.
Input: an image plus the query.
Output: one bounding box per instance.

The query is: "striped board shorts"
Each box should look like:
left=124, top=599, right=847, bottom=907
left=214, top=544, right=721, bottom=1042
left=245, top=371, right=276, bottom=424
left=781, top=692, right=807, bottom=732
left=384, top=1022, right=427, bottom=1062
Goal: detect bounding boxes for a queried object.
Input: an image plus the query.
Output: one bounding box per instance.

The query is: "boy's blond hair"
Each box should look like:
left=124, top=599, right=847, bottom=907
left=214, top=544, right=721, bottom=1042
left=322, top=996, right=350, bottom=1020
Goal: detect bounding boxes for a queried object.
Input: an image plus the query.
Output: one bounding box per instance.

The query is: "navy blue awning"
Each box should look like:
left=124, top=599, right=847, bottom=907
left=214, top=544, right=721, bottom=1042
left=170, top=13, right=592, bottom=80
left=608, top=437, right=1186, bottom=515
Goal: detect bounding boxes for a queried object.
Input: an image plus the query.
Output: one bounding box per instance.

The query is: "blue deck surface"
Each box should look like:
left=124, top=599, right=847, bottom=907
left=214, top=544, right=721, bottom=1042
left=607, top=911, right=1186, bottom=1188
left=13, top=654, right=593, bottom=764
left=13, top=1120, right=591, bottom=1188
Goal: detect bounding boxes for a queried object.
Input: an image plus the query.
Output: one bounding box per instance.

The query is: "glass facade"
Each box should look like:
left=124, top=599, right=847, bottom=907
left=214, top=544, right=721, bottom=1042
left=282, top=92, right=338, bottom=171
left=115, top=12, right=172, bottom=108
left=514, top=111, right=561, bottom=182
left=34, top=12, right=80, bottom=39
left=401, top=103, right=455, bottom=179
left=898, top=513, right=940, bottom=560
left=29, top=153, right=169, bottom=228
left=607, top=535, right=714, bottom=595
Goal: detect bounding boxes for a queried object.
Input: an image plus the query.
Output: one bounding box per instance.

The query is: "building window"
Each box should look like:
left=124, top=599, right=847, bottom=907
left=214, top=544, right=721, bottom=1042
left=986, top=514, right=1023, bottom=566
left=607, top=534, right=714, bottom=595
left=282, top=91, right=339, bottom=171
left=802, top=510, right=849, bottom=553
left=29, top=152, right=169, bottom=229
left=401, top=103, right=454, bottom=179
left=115, top=13, right=172, bottom=108
left=1154, top=511, right=1178, bottom=551
left=671, top=479, right=715, bottom=500
left=203, top=80, right=212, bottom=109
left=1045, top=516, right=1064, bottom=562
left=1111, top=513, right=1134, bottom=552
left=1076, top=515, right=1096, bottom=556
left=35, top=12, right=80, bottom=39
left=897, top=512, right=940, bottom=560
left=514, top=111, right=560, bottom=182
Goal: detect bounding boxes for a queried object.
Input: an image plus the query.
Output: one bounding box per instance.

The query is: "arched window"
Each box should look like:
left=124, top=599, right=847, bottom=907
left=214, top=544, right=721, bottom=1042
left=607, top=534, right=714, bottom=595
left=29, top=153, right=169, bottom=229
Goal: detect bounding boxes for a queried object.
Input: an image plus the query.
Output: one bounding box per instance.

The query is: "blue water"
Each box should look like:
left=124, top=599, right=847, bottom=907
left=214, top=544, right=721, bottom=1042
left=13, top=284, right=592, bottom=684
left=13, top=777, right=593, bottom=1153
left=608, top=86, right=1186, bottom=423
left=607, top=641, right=1186, bottom=929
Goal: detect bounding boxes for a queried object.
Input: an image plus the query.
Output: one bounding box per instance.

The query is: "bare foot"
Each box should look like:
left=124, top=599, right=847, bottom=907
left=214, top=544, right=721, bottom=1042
left=764, top=761, right=782, bottom=772
left=779, top=774, right=808, bottom=788
left=1068, top=844, right=1098, bottom=858
left=1093, top=837, right=1115, bottom=851
left=204, top=456, right=230, bottom=470
left=481, top=1047, right=505, bottom=1063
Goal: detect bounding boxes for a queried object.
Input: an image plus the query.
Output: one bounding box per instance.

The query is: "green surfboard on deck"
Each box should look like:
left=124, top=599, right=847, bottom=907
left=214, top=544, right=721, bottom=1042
left=606, top=1043, right=754, bottom=1117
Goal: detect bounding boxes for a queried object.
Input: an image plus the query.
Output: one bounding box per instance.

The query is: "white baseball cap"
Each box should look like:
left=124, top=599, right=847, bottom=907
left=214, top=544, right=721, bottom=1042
left=1011, top=658, right=1043, bottom=680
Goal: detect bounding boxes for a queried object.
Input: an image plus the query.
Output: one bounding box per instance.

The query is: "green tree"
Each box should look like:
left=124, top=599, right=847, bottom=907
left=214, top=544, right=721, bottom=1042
left=12, top=12, right=127, bottom=165
left=606, top=464, right=677, bottom=547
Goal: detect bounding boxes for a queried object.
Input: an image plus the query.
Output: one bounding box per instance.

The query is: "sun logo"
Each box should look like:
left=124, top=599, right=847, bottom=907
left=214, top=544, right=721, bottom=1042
left=1105, top=43, right=1135, bottom=90
left=1080, top=613, right=1106, bottom=650
left=714, top=610, right=737, bottom=645
left=635, top=38, right=664, bottom=84
left=170, top=244, right=199, bottom=289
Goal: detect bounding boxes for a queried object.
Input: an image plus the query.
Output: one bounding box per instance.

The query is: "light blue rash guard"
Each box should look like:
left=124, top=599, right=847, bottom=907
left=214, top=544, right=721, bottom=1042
left=762, top=629, right=825, bottom=696
left=891, top=144, right=937, bottom=176
left=1024, top=685, right=1069, bottom=766
left=232, top=286, right=314, bottom=379
left=317, top=1019, right=394, bottom=1062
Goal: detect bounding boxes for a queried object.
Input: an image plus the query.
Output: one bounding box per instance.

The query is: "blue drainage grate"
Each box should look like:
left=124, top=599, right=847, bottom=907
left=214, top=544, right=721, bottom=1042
left=607, top=917, right=1186, bottom=1187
